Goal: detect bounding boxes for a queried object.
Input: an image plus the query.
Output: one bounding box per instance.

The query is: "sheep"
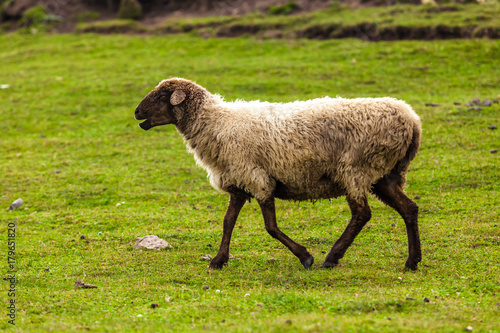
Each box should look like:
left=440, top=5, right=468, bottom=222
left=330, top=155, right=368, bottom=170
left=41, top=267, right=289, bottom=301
left=134, top=78, right=422, bottom=271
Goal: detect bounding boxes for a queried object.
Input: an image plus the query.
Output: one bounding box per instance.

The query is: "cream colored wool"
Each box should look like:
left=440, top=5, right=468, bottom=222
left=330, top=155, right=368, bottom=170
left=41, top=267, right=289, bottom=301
left=161, top=79, right=421, bottom=202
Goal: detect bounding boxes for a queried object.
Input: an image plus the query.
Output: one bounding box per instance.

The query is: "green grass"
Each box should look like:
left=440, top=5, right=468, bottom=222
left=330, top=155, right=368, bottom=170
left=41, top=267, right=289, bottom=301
left=0, top=33, right=499, bottom=332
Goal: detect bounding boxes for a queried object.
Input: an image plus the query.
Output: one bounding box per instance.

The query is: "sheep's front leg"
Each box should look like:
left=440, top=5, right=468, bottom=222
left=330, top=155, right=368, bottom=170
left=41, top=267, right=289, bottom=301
left=322, top=196, right=372, bottom=268
left=258, top=197, right=314, bottom=269
left=209, top=193, right=247, bottom=269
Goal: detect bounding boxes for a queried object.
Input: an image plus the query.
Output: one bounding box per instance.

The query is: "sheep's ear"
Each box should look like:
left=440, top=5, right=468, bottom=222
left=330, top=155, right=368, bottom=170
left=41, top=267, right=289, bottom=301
left=170, top=90, right=186, bottom=105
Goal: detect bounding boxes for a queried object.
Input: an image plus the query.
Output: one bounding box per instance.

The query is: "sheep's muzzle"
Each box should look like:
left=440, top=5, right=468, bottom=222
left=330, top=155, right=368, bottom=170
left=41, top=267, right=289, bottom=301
left=135, top=108, right=152, bottom=130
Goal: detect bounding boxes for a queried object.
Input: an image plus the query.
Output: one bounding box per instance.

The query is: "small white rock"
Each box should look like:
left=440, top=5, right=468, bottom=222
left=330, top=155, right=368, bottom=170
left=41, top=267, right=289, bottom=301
left=244, top=293, right=250, bottom=297
left=116, top=203, right=121, bottom=207
left=0, top=84, right=9, bottom=89
left=137, top=314, right=143, bottom=317
left=465, top=326, right=473, bottom=332
left=8, top=198, right=23, bottom=211
left=215, top=289, right=221, bottom=293
left=133, top=235, right=172, bottom=251
left=165, top=294, right=171, bottom=303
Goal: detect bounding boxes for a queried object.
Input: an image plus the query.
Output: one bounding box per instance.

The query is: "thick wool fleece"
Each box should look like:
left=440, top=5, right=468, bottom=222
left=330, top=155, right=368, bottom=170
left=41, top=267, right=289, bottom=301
left=170, top=80, right=421, bottom=202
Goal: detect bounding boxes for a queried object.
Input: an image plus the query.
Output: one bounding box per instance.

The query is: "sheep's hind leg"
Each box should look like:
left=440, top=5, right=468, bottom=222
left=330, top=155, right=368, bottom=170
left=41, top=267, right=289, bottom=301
left=258, top=197, right=314, bottom=269
left=322, top=196, right=371, bottom=268
left=372, top=174, right=421, bottom=271
left=209, top=193, right=247, bottom=269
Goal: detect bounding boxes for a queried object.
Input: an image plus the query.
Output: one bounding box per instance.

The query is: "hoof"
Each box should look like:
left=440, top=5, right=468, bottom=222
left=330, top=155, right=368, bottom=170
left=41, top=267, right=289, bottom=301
left=404, top=258, right=420, bottom=271
left=300, top=256, right=314, bottom=269
left=404, top=263, right=418, bottom=271
left=209, top=258, right=227, bottom=270
left=321, top=261, right=338, bottom=269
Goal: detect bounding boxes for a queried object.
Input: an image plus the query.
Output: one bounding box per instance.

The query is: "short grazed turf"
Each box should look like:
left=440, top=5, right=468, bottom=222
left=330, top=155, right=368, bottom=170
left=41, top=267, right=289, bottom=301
left=0, top=33, right=499, bottom=332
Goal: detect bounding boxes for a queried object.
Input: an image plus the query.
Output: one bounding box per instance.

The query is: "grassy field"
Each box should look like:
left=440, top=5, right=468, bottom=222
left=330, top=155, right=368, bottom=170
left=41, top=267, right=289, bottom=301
left=0, top=31, right=499, bottom=332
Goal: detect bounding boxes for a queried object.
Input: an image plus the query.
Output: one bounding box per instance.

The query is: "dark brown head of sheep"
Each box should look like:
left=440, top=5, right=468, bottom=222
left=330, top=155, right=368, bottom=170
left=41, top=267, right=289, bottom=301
left=134, top=80, right=184, bottom=130
left=134, top=78, right=206, bottom=131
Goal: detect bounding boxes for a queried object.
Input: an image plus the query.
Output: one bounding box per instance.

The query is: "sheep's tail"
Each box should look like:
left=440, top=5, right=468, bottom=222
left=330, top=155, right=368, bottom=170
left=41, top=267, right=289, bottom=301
left=392, top=122, right=421, bottom=188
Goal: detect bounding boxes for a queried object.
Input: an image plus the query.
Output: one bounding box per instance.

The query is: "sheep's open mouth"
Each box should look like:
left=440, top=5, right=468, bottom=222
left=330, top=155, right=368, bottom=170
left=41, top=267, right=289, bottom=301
left=138, top=119, right=152, bottom=130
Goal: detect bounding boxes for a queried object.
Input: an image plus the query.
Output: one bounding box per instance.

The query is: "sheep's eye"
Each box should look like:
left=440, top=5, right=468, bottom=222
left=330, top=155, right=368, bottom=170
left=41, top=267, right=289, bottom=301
left=159, top=95, right=169, bottom=101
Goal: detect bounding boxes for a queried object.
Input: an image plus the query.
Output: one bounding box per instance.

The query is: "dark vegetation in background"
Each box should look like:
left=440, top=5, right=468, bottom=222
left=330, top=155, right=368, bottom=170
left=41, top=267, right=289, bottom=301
left=1, top=0, right=499, bottom=39
left=0, top=0, right=487, bottom=20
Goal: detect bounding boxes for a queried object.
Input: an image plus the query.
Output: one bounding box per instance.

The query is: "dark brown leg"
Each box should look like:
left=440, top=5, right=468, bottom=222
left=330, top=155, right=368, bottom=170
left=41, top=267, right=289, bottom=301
left=372, top=174, right=421, bottom=270
left=209, top=193, right=247, bottom=269
left=258, top=197, right=314, bottom=269
left=322, top=196, right=371, bottom=268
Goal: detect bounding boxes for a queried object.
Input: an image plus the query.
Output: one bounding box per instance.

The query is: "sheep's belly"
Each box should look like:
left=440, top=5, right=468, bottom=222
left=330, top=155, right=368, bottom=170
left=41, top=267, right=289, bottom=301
left=274, top=179, right=345, bottom=201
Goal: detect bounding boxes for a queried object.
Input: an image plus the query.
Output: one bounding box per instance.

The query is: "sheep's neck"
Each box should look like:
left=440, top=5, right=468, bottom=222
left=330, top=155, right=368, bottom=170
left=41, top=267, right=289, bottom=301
left=180, top=105, right=223, bottom=170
